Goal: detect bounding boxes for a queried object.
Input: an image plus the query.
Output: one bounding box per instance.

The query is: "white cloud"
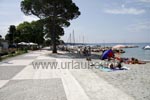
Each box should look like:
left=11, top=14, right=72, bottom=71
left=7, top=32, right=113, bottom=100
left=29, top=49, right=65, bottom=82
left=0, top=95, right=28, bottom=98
left=139, top=0, right=150, bottom=3
left=127, top=22, right=150, bottom=33
left=12, top=15, right=39, bottom=26
left=105, top=5, right=145, bottom=15
left=22, top=15, right=39, bottom=22
left=0, top=25, right=8, bottom=38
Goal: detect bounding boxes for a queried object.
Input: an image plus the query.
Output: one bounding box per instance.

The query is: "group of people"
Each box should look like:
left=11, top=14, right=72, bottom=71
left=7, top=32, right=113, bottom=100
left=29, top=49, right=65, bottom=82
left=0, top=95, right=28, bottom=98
left=102, top=57, right=146, bottom=70
left=77, top=46, right=91, bottom=56
left=100, top=48, right=147, bottom=69
left=116, top=57, right=146, bottom=64
left=101, top=58, right=123, bottom=69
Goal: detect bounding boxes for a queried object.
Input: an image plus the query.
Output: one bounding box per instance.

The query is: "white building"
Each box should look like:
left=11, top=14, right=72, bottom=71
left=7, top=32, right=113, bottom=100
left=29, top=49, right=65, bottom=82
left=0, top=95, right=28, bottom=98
left=0, top=36, right=9, bottom=52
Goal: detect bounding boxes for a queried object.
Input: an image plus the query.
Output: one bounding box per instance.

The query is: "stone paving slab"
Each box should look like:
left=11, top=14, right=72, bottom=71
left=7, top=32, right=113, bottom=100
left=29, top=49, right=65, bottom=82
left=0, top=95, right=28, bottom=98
left=36, top=55, right=56, bottom=60
left=12, top=58, right=90, bottom=100
left=0, top=65, right=26, bottom=80
left=0, top=79, right=67, bottom=100
left=12, top=56, right=38, bottom=59
left=70, top=68, right=134, bottom=100
left=0, top=60, right=34, bottom=66
left=24, top=53, right=41, bottom=57
left=30, top=51, right=46, bottom=54
left=0, top=80, right=9, bottom=88
left=12, top=65, right=61, bottom=80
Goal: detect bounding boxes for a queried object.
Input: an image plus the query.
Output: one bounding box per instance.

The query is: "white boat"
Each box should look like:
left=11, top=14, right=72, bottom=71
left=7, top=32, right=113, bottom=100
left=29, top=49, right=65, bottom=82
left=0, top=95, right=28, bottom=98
left=143, top=45, right=150, bottom=50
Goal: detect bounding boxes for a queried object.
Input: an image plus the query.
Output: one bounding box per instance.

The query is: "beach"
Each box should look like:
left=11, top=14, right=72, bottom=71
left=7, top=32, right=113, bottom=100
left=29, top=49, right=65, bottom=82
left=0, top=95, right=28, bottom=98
left=55, top=50, right=150, bottom=100
left=92, top=61, right=150, bottom=100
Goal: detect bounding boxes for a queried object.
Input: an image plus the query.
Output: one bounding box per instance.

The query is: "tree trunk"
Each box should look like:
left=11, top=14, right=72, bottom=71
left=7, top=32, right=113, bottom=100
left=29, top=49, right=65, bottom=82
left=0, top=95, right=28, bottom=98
left=51, top=25, right=57, bottom=53
left=52, top=39, right=57, bottom=53
left=51, top=28, right=57, bottom=53
left=52, top=18, right=57, bottom=53
left=51, top=3, right=57, bottom=53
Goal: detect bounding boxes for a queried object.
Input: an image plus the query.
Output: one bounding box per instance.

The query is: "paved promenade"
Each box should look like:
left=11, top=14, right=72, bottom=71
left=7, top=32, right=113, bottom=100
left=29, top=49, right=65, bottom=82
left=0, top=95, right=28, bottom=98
left=0, top=50, right=134, bottom=100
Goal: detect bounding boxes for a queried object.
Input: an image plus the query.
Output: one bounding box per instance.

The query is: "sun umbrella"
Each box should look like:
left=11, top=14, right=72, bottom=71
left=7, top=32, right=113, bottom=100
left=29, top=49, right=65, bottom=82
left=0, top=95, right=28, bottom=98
left=27, top=42, right=38, bottom=46
left=101, top=49, right=114, bottom=60
left=112, top=45, right=126, bottom=49
left=18, top=42, right=27, bottom=45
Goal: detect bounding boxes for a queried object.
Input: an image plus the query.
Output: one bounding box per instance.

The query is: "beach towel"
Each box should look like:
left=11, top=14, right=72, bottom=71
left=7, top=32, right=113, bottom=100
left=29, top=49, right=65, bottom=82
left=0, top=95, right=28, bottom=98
left=96, top=66, right=129, bottom=72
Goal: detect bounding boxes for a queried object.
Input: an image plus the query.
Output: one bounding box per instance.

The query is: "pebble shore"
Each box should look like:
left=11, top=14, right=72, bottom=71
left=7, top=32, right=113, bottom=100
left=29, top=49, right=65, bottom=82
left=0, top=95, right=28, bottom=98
left=92, top=62, right=150, bottom=100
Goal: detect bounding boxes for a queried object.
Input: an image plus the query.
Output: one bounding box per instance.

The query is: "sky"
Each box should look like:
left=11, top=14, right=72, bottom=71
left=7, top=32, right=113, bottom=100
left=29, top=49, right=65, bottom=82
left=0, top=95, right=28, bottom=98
left=0, top=0, right=150, bottom=43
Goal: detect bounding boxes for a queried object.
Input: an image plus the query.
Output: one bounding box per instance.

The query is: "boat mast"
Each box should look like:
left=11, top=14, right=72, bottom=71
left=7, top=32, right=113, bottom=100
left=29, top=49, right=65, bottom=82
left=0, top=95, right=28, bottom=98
left=72, top=30, right=75, bottom=45
left=83, top=35, right=84, bottom=45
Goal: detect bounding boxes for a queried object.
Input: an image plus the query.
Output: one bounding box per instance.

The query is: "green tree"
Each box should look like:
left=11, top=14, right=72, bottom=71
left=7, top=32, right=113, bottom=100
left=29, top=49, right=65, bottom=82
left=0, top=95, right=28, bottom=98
left=16, top=21, right=45, bottom=44
left=30, top=20, right=45, bottom=45
left=5, top=25, right=17, bottom=44
left=21, top=0, right=80, bottom=53
left=17, top=22, right=32, bottom=42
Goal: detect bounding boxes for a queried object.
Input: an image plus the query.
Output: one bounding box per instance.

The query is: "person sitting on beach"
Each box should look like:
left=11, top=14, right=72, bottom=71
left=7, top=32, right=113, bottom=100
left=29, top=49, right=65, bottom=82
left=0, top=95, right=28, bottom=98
left=83, top=47, right=88, bottom=56
left=77, top=47, right=81, bottom=55
left=88, top=46, right=91, bottom=56
left=115, top=59, right=123, bottom=69
left=112, top=62, right=122, bottom=69
left=124, top=57, right=146, bottom=64
left=108, top=63, right=114, bottom=69
left=102, top=60, right=123, bottom=69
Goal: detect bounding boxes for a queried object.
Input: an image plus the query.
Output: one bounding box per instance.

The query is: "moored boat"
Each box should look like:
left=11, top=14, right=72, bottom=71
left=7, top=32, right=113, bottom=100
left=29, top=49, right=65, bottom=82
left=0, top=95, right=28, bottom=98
left=143, top=45, right=150, bottom=50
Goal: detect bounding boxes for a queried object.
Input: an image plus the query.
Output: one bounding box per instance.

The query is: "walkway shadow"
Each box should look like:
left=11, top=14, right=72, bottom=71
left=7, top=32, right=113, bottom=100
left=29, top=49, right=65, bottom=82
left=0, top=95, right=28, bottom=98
left=46, top=52, right=100, bottom=60
left=0, top=61, right=13, bottom=64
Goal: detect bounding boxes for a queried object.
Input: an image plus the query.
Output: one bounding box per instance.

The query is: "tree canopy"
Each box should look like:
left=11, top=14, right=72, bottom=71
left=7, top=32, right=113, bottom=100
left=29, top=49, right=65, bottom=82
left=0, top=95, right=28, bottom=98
left=5, top=25, right=17, bottom=44
left=5, top=20, right=45, bottom=45
left=21, top=0, right=80, bottom=53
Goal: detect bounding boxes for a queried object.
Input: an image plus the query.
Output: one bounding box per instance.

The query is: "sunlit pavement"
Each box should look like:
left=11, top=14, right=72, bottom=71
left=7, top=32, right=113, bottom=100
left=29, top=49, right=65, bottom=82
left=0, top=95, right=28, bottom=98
left=0, top=49, right=134, bottom=100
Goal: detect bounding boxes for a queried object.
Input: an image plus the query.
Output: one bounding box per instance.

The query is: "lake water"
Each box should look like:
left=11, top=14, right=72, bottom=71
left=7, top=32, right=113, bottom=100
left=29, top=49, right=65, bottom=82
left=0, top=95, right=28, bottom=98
left=88, top=43, right=150, bottom=60
left=121, top=43, right=150, bottom=60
